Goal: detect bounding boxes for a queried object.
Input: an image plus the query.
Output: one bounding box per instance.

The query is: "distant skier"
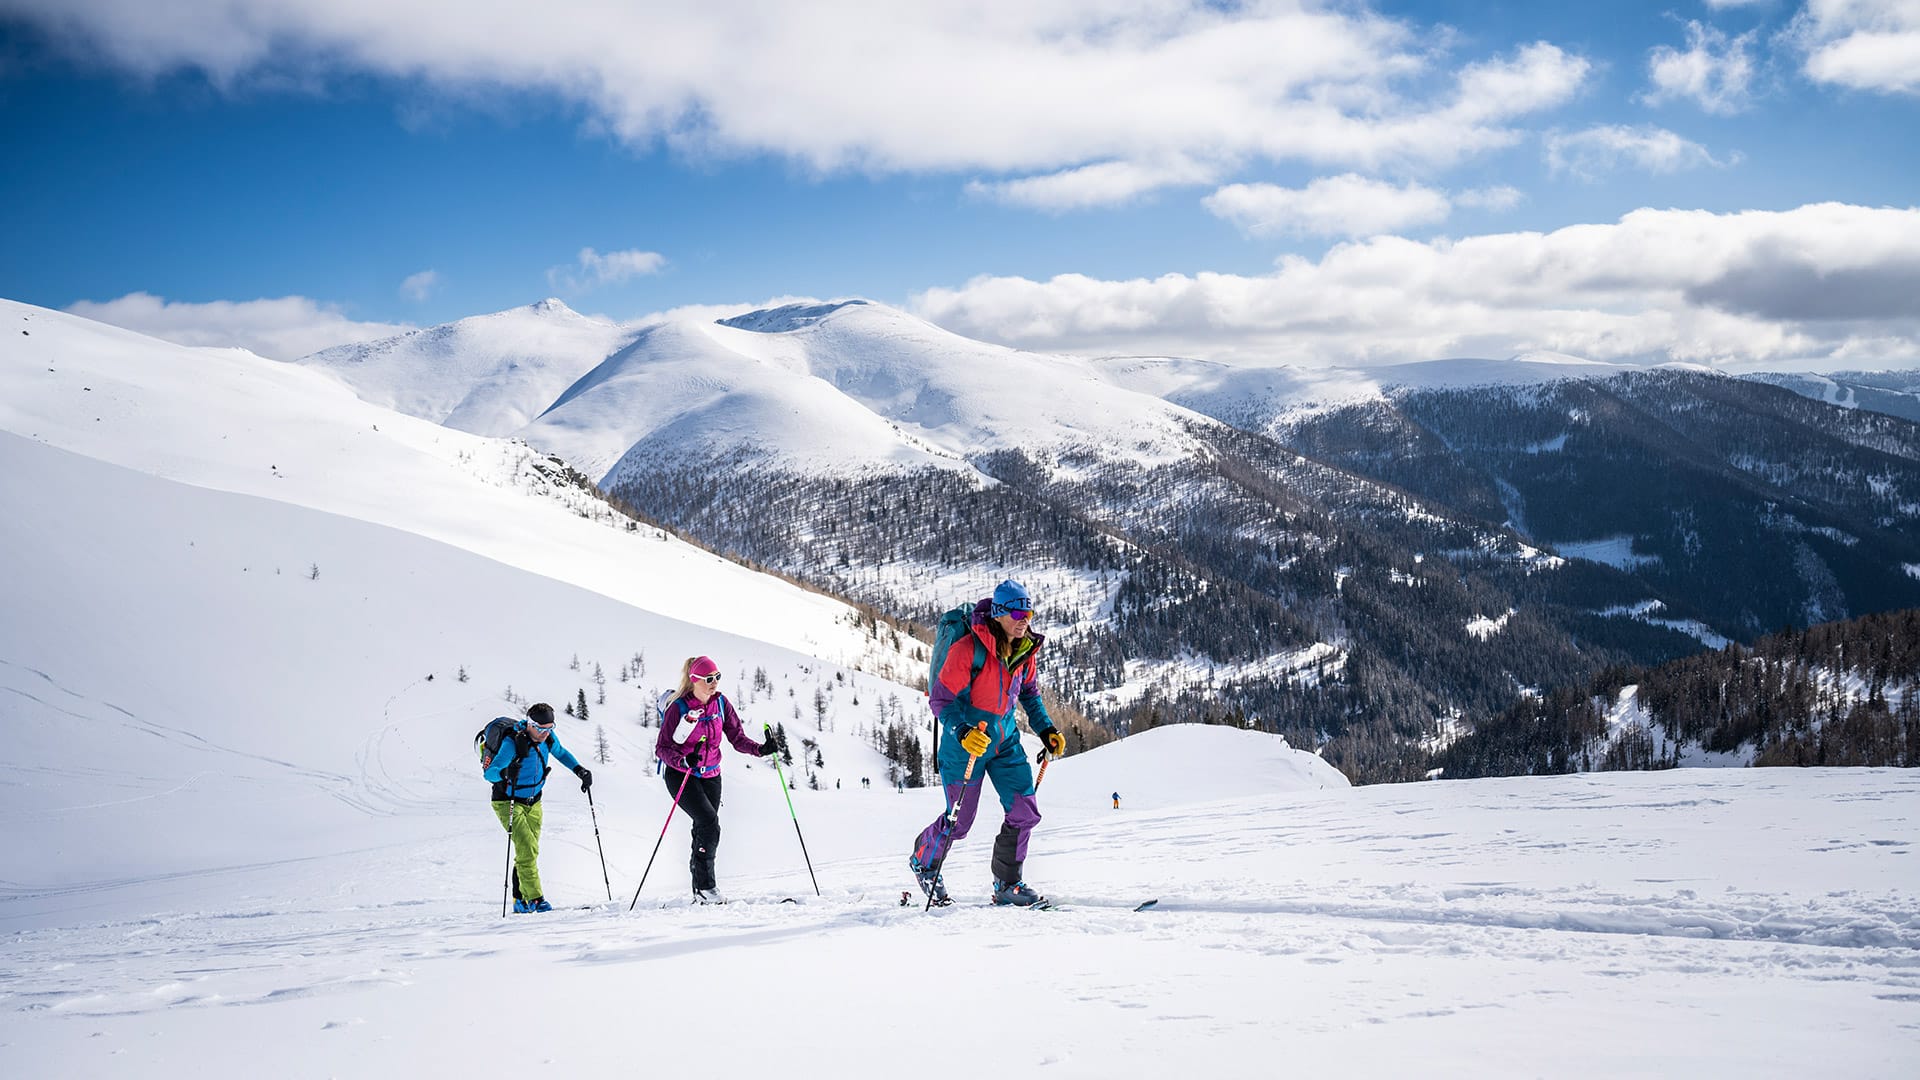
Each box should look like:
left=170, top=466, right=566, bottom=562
left=484, top=703, right=592, bottom=913
left=1112, top=791, right=1120, bottom=810
left=909, top=579, right=1064, bottom=908
left=655, top=656, right=780, bottom=903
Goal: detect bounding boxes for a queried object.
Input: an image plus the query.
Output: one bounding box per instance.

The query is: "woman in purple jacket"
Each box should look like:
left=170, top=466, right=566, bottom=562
left=655, top=655, right=779, bottom=903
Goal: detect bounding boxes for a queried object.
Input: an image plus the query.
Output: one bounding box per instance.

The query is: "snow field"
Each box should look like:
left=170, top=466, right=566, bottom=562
left=4, top=299, right=1919, bottom=1078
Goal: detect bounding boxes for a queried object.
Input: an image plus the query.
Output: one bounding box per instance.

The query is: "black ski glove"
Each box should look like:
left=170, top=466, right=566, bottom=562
left=757, top=736, right=779, bottom=757
left=574, top=766, right=593, bottom=791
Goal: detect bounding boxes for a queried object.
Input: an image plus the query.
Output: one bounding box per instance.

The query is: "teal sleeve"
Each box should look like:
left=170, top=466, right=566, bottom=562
left=1020, top=689, right=1054, bottom=733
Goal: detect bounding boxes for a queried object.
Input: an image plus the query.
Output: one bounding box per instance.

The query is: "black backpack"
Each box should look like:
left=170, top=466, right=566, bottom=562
left=474, top=717, right=528, bottom=773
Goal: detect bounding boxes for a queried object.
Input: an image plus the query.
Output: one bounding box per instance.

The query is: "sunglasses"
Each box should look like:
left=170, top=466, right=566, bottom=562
left=529, top=722, right=555, bottom=737
left=995, top=603, right=1034, bottom=621
left=696, top=673, right=722, bottom=685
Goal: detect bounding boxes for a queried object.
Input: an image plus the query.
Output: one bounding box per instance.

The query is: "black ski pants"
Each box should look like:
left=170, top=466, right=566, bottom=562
left=664, top=768, right=724, bottom=892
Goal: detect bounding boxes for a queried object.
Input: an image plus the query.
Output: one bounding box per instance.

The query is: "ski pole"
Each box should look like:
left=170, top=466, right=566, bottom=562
left=628, top=739, right=704, bottom=912
left=501, top=780, right=519, bottom=918
left=585, top=785, right=613, bottom=902
left=929, top=721, right=989, bottom=912
left=765, top=724, right=820, bottom=896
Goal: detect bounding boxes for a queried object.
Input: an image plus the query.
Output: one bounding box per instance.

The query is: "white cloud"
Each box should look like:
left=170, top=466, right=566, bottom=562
left=65, top=292, right=413, bottom=361
left=1644, top=21, right=1757, bottom=114
left=1203, top=175, right=1452, bottom=239
left=1455, top=185, right=1524, bottom=212
left=399, top=269, right=439, bottom=302
left=1545, top=124, right=1731, bottom=179
left=1443, top=41, right=1591, bottom=125
left=547, top=248, right=667, bottom=292
left=908, top=202, right=1920, bottom=370
left=0, top=2, right=1592, bottom=204
left=1789, top=0, right=1920, bottom=95
left=969, top=158, right=1220, bottom=211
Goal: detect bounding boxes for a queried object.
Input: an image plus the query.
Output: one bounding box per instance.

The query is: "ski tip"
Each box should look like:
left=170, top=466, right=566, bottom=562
left=1133, top=899, right=1159, bottom=911
left=780, top=897, right=798, bottom=904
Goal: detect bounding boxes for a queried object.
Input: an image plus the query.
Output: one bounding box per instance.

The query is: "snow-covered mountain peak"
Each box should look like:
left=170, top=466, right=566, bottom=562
left=294, top=301, right=640, bottom=437
left=1504, top=348, right=1608, bottom=367
left=412, top=297, right=1224, bottom=484
left=718, top=299, right=871, bottom=333
left=529, top=296, right=582, bottom=317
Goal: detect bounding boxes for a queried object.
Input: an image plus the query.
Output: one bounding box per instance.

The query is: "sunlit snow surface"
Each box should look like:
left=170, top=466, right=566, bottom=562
left=4, top=300, right=1919, bottom=1077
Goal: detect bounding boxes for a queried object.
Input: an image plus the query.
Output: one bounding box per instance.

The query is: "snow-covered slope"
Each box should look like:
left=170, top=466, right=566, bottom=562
left=721, top=301, right=1211, bottom=467
left=1, top=299, right=903, bottom=671
left=1040, top=724, right=1348, bottom=811
left=522, top=314, right=981, bottom=481
left=297, top=298, right=639, bottom=436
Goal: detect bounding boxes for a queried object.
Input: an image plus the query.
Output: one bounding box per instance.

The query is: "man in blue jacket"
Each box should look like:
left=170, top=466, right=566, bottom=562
left=485, top=703, right=591, bottom=913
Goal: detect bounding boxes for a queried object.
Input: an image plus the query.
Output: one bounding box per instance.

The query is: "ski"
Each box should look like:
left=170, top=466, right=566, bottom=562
left=995, top=897, right=1159, bottom=912
left=985, top=894, right=1163, bottom=912
left=912, top=896, right=1160, bottom=913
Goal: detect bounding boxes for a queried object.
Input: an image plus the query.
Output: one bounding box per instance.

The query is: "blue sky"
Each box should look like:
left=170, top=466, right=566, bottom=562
left=1, top=0, right=1917, bottom=368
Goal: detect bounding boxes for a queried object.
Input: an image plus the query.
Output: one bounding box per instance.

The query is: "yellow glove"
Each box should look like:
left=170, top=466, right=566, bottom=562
left=958, top=725, right=991, bottom=757
left=1042, top=729, right=1066, bottom=757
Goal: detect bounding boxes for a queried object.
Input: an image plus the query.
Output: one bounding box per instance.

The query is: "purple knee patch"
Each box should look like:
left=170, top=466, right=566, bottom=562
left=1007, top=795, right=1042, bottom=862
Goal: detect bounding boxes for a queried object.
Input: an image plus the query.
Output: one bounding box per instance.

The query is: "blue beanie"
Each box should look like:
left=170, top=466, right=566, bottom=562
left=990, top=579, right=1032, bottom=615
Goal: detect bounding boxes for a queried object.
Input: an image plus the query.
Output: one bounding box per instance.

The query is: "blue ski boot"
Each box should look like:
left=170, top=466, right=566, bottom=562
left=512, top=898, right=531, bottom=914
left=909, top=856, right=953, bottom=907
left=529, top=897, right=553, bottom=913
left=991, top=879, right=1051, bottom=909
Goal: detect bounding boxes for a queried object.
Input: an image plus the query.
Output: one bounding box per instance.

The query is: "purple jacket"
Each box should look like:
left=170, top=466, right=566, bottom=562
left=656, top=691, right=763, bottom=777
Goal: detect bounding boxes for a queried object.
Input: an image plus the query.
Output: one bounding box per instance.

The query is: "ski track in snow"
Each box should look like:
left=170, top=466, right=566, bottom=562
left=10, top=873, right=1918, bottom=1019
left=5, top=771, right=1920, bottom=1078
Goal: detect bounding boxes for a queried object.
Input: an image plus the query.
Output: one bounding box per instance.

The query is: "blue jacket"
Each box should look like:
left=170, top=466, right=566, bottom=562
left=484, top=721, right=582, bottom=804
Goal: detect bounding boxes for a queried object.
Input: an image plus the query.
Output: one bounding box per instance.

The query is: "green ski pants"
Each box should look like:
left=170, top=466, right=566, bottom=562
left=491, top=799, right=545, bottom=901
